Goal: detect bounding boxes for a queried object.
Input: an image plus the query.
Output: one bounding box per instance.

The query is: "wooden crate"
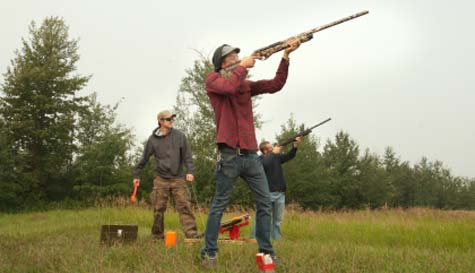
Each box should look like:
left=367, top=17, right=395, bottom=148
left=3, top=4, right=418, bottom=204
left=100, top=225, right=138, bottom=245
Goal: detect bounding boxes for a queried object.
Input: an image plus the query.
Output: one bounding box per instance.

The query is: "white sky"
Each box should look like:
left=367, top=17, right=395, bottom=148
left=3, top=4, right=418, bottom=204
left=1, top=0, right=474, bottom=177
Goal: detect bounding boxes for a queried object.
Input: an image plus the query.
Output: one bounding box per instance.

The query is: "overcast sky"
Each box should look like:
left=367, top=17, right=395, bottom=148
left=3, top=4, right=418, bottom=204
left=1, top=0, right=474, bottom=177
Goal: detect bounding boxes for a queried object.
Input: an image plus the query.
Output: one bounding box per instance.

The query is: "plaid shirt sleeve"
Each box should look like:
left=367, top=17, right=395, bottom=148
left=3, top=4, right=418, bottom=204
left=249, top=58, right=289, bottom=96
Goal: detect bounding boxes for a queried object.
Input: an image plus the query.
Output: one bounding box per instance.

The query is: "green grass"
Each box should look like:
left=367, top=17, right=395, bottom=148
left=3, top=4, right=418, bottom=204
left=1, top=206, right=475, bottom=272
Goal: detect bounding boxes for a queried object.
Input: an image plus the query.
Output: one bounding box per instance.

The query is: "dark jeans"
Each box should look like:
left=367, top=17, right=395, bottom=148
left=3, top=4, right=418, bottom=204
left=202, top=150, right=274, bottom=257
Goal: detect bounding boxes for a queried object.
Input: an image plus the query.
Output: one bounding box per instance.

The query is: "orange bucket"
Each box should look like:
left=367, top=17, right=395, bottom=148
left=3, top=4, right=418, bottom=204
left=165, top=231, right=177, bottom=247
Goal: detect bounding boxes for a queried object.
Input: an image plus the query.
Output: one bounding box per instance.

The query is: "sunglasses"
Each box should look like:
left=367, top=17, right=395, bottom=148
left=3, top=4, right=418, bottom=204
left=161, top=117, right=175, bottom=122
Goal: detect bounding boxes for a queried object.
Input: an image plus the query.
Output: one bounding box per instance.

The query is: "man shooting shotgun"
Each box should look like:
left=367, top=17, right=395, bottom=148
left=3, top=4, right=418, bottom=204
left=201, top=9, right=365, bottom=268
left=200, top=35, right=302, bottom=269
left=251, top=118, right=331, bottom=240
left=224, top=10, right=369, bottom=72
left=250, top=136, right=303, bottom=241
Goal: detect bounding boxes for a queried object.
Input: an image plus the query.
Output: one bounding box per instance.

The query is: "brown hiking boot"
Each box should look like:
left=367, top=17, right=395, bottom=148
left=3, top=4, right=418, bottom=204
left=200, top=249, right=217, bottom=269
left=184, top=233, right=204, bottom=243
left=202, top=256, right=217, bottom=269
left=151, top=235, right=164, bottom=241
left=186, top=233, right=204, bottom=239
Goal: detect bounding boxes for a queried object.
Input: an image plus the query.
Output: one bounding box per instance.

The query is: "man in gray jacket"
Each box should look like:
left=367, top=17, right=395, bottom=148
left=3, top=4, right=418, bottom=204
left=133, top=110, right=199, bottom=239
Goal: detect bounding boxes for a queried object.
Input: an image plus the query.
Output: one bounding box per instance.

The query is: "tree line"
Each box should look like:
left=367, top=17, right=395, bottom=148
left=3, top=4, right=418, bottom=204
left=1, top=18, right=474, bottom=212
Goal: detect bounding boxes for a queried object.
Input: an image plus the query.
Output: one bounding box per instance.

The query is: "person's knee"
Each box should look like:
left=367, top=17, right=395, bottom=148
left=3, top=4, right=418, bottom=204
left=256, top=196, right=272, bottom=210
left=174, top=197, right=191, bottom=211
left=154, top=202, right=168, bottom=213
left=175, top=202, right=191, bottom=213
left=212, top=194, right=231, bottom=209
left=256, top=205, right=272, bottom=217
left=274, top=209, right=284, bottom=222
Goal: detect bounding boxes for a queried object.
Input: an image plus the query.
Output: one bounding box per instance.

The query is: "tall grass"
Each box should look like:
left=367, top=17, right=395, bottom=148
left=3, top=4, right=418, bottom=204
left=1, top=207, right=474, bottom=272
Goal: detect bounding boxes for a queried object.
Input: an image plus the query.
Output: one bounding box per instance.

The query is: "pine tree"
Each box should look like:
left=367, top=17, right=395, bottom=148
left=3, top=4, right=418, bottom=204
left=0, top=17, right=89, bottom=200
left=71, top=93, right=134, bottom=201
left=322, top=131, right=361, bottom=208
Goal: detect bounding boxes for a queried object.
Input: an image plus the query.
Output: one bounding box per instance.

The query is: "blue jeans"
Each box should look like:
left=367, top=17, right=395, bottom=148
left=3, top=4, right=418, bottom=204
left=201, top=150, right=274, bottom=257
left=251, top=192, right=286, bottom=240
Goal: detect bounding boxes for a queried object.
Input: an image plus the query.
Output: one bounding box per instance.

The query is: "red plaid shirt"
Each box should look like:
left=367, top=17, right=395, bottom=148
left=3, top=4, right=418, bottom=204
left=206, top=58, right=289, bottom=150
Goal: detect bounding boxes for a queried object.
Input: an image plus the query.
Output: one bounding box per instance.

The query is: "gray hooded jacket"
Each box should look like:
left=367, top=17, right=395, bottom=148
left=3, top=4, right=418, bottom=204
left=133, top=127, right=194, bottom=179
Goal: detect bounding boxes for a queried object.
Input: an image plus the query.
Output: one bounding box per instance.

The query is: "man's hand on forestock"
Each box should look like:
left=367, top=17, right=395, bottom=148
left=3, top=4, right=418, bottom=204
left=283, top=39, right=301, bottom=60
left=293, top=136, right=303, bottom=148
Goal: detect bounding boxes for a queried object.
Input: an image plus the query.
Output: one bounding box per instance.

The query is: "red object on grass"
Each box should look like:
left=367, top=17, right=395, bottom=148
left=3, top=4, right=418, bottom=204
left=256, top=253, right=275, bottom=272
left=219, top=214, right=250, bottom=240
left=130, top=181, right=139, bottom=204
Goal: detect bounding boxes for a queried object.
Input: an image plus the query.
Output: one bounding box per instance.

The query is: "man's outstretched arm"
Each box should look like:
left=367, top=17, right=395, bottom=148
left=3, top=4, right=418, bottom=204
left=249, top=39, right=301, bottom=96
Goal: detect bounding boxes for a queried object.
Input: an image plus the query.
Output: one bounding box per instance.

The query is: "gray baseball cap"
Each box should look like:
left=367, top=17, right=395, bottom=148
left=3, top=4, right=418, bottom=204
left=212, top=44, right=240, bottom=72
left=221, top=45, right=240, bottom=57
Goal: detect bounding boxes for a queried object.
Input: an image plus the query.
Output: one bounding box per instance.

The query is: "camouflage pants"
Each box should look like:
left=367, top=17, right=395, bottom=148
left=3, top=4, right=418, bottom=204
left=150, top=176, right=198, bottom=238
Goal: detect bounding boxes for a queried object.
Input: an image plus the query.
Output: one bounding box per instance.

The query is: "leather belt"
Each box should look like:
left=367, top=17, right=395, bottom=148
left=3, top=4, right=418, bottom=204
left=218, top=144, right=256, bottom=156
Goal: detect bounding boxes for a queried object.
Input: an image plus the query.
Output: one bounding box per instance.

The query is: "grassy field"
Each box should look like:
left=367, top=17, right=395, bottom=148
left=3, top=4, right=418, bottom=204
left=1, top=206, right=475, bottom=273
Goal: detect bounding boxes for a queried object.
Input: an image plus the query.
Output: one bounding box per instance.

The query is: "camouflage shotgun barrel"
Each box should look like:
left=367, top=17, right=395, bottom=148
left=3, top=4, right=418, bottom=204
left=223, top=10, right=369, bottom=72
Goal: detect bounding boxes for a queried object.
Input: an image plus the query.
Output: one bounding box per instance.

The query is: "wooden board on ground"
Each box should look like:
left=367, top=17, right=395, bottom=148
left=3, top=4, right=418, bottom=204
left=183, top=238, right=202, bottom=244
left=218, top=238, right=257, bottom=244
left=183, top=238, right=256, bottom=244
left=100, top=224, right=138, bottom=245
